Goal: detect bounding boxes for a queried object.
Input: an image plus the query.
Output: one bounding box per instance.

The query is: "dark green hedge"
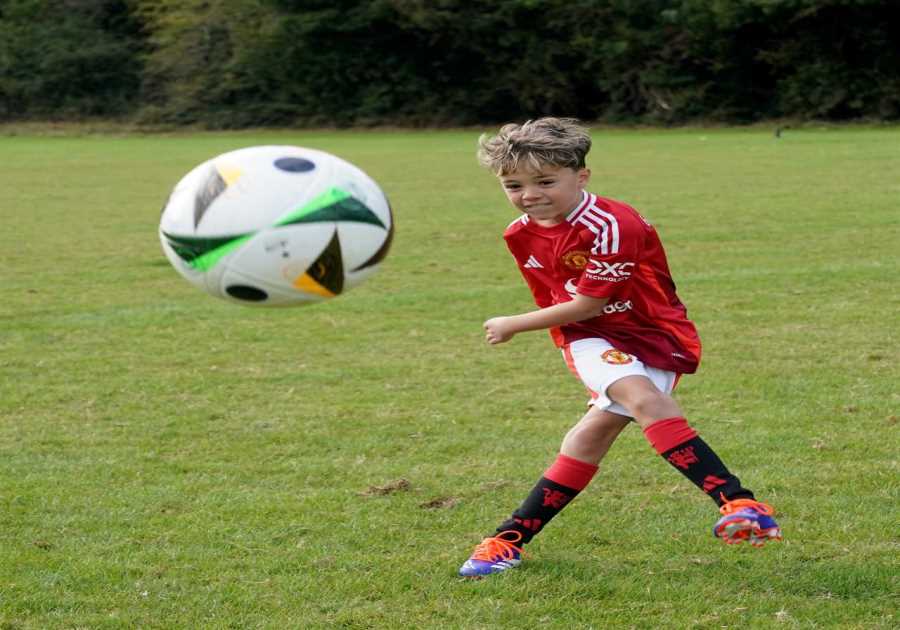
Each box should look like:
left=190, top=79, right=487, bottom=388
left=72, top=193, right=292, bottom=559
left=1, top=0, right=898, bottom=126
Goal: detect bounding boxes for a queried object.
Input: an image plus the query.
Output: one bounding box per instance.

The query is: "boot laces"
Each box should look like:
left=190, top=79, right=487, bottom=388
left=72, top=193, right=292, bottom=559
left=718, top=496, right=775, bottom=516
left=470, top=531, right=524, bottom=562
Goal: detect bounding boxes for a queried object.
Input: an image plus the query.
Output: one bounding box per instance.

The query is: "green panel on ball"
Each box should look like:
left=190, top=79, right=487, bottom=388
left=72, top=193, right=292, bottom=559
left=162, top=232, right=253, bottom=271
left=277, top=187, right=386, bottom=228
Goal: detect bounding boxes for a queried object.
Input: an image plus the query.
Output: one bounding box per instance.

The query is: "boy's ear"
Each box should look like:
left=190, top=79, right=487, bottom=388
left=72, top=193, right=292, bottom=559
left=578, top=168, right=591, bottom=186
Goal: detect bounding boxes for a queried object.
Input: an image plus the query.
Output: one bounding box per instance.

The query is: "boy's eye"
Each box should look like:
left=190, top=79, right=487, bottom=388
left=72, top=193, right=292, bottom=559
left=539, top=180, right=555, bottom=186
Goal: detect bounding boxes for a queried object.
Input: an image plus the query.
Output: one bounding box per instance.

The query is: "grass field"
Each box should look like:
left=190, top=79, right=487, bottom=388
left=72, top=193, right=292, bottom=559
left=1, top=124, right=898, bottom=629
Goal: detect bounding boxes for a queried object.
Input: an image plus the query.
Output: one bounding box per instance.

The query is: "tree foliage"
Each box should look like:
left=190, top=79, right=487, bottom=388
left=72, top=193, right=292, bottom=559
left=1, top=0, right=898, bottom=125
left=0, top=0, right=144, bottom=118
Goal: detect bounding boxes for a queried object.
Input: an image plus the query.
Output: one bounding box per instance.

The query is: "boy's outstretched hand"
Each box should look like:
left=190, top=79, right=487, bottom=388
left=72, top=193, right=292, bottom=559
left=484, top=317, right=516, bottom=344
left=484, top=295, right=609, bottom=345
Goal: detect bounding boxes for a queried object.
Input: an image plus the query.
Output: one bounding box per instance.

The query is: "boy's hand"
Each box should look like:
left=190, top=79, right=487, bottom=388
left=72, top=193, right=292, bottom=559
left=484, top=317, right=516, bottom=345
left=483, top=296, right=608, bottom=345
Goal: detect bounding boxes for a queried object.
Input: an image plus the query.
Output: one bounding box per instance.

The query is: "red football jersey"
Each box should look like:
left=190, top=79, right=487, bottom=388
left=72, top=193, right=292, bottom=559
left=503, top=191, right=702, bottom=374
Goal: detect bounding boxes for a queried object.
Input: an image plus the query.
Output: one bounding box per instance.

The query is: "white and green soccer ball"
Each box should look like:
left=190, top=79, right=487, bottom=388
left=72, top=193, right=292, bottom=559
left=159, top=145, right=393, bottom=306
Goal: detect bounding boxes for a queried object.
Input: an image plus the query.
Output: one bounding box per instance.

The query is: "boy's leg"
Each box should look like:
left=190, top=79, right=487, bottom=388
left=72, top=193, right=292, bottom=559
left=607, top=375, right=753, bottom=504
left=608, top=375, right=781, bottom=545
left=493, top=408, right=630, bottom=541
left=458, top=407, right=628, bottom=577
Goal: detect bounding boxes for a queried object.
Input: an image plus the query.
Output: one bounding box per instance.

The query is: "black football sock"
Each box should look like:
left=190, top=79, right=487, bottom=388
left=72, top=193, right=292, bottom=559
left=494, top=454, right=598, bottom=545
left=643, top=416, right=754, bottom=506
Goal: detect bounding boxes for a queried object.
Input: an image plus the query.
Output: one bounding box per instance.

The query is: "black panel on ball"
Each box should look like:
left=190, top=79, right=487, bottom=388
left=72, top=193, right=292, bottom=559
left=274, top=157, right=315, bottom=172
left=226, top=285, right=268, bottom=301
left=194, top=166, right=228, bottom=228
left=307, top=231, right=344, bottom=295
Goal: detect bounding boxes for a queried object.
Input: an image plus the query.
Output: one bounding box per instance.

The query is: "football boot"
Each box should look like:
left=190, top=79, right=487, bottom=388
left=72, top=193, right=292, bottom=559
left=713, top=498, right=782, bottom=547
left=458, top=530, right=524, bottom=577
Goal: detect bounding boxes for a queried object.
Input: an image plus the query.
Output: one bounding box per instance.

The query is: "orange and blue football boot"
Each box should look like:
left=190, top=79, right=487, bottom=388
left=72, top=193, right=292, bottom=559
left=713, top=498, right=782, bottom=547
left=458, top=531, right=524, bottom=577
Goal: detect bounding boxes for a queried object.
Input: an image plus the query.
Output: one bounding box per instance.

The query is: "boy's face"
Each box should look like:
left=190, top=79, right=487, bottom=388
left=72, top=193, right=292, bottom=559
left=499, top=165, right=590, bottom=226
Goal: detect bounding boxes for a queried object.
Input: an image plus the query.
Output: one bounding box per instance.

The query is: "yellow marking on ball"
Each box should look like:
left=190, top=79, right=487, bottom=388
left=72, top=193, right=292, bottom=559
left=215, top=163, right=243, bottom=186
left=293, top=273, right=336, bottom=298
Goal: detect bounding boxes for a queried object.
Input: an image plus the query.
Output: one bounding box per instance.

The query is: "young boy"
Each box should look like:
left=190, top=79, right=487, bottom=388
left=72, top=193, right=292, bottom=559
left=459, top=118, right=781, bottom=578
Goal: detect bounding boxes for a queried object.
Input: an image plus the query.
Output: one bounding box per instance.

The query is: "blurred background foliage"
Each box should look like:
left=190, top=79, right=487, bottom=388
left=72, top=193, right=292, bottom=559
left=1, top=0, right=898, bottom=127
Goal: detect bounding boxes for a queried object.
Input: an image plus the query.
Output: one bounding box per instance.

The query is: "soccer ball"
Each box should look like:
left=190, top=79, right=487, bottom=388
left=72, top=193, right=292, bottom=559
left=159, top=145, right=393, bottom=306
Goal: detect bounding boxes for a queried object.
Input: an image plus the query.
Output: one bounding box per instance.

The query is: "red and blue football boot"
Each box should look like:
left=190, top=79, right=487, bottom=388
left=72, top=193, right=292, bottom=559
left=713, top=498, right=782, bottom=547
left=458, top=530, right=524, bottom=577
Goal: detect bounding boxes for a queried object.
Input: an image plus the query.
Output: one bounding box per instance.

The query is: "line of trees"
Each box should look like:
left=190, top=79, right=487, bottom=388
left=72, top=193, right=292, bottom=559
left=1, top=0, right=898, bottom=127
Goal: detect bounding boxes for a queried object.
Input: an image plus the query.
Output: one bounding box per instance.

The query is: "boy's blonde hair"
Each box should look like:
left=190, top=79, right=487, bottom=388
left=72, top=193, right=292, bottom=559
left=477, top=117, right=591, bottom=175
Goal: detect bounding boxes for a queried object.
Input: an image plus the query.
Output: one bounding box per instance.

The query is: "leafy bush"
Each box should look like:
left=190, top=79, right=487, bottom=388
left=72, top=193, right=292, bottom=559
left=2, top=0, right=898, bottom=125
left=0, top=0, right=144, bottom=118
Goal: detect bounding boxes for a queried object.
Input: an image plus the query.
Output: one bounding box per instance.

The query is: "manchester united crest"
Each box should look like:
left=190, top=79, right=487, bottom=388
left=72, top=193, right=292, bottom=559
left=562, top=250, right=590, bottom=270
left=601, top=349, right=633, bottom=365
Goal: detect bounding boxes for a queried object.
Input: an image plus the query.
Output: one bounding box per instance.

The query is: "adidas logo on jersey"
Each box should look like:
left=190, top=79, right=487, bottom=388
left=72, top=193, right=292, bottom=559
left=523, top=255, right=544, bottom=269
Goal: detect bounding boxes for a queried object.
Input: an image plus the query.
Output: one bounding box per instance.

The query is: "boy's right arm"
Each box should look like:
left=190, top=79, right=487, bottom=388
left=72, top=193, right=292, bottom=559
left=484, top=293, right=609, bottom=345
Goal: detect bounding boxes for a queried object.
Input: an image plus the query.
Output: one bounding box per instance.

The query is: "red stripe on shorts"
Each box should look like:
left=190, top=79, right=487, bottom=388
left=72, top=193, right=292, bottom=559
left=562, top=344, right=600, bottom=401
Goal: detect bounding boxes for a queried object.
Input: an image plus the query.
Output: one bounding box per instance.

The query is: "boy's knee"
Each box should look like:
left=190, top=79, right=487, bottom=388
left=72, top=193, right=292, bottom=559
left=567, top=421, right=617, bottom=444
left=564, top=411, right=628, bottom=447
left=621, top=390, right=680, bottom=424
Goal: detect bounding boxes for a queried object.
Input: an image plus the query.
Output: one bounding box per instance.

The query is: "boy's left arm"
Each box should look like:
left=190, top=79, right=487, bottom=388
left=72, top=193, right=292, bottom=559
left=484, top=293, right=608, bottom=345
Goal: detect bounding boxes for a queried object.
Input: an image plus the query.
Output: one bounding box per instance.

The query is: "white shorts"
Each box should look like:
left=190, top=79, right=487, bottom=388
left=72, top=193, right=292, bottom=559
left=562, top=337, right=678, bottom=417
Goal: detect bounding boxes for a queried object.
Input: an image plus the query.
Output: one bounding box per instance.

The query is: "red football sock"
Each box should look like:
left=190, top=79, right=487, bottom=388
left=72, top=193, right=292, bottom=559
left=494, top=454, right=598, bottom=544
left=642, top=416, right=697, bottom=454
left=544, top=453, right=599, bottom=491
left=642, top=416, right=753, bottom=506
